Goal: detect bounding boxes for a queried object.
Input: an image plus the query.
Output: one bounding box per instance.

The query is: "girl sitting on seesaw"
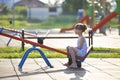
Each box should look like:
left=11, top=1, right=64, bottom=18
left=67, top=23, right=87, bottom=68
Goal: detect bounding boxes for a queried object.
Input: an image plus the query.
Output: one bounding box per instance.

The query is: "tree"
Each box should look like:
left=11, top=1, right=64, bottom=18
left=62, top=0, right=87, bottom=14
left=48, top=0, right=60, bottom=7
left=0, top=4, right=10, bottom=15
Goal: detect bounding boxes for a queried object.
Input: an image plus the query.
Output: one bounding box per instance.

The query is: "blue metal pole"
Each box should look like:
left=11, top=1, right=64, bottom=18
left=18, top=46, right=53, bottom=69
left=18, top=48, right=32, bottom=69
left=0, top=27, right=4, bottom=32
left=7, top=33, right=17, bottom=46
left=37, top=49, right=53, bottom=67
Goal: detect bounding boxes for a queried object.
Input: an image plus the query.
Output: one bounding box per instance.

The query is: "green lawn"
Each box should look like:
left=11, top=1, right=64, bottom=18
left=0, top=15, right=118, bottom=29
left=0, top=47, right=120, bottom=58
left=0, top=15, right=77, bottom=29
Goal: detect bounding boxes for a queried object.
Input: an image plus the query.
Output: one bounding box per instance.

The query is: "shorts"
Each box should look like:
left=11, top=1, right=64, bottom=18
left=76, top=49, right=87, bottom=57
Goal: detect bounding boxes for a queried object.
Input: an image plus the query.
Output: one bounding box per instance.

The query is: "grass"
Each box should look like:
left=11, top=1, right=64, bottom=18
left=88, top=47, right=120, bottom=58
left=0, top=47, right=66, bottom=58
left=0, top=14, right=118, bottom=29
left=0, top=15, right=77, bottom=29
left=0, top=47, right=120, bottom=58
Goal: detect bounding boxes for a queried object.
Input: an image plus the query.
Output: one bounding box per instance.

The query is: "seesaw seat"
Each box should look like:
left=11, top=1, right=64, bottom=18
left=67, top=45, right=93, bottom=68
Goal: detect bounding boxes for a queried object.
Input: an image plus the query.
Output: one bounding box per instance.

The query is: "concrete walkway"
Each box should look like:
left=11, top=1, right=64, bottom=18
left=0, top=58, right=120, bottom=80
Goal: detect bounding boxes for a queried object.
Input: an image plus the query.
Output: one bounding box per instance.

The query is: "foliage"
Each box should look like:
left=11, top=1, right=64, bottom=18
left=62, top=0, right=88, bottom=14
left=38, top=15, right=77, bottom=29
left=47, top=0, right=60, bottom=7
left=14, top=6, right=27, bottom=19
left=0, top=4, right=11, bottom=15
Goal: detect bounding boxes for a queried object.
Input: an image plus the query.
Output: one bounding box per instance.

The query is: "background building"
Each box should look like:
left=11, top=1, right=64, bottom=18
left=14, top=0, right=62, bottom=20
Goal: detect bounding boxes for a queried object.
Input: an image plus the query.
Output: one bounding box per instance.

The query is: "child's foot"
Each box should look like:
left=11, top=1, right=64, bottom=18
left=69, top=63, right=77, bottom=68
left=64, top=63, right=69, bottom=67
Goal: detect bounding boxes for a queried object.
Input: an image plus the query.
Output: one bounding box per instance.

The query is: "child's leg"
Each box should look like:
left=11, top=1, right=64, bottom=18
left=66, top=46, right=71, bottom=65
left=68, top=47, right=77, bottom=68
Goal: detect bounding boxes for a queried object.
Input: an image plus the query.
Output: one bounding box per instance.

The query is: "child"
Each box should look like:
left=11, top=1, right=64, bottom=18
left=67, top=23, right=87, bottom=68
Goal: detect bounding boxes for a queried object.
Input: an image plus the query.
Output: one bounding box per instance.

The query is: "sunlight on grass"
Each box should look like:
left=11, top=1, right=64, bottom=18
left=0, top=47, right=120, bottom=58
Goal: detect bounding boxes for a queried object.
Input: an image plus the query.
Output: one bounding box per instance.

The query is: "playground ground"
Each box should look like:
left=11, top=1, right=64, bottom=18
left=0, top=58, right=120, bottom=80
left=0, top=28, right=120, bottom=80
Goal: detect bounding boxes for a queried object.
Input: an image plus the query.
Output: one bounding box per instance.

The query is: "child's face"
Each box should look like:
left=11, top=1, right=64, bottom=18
left=74, top=29, right=82, bottom=34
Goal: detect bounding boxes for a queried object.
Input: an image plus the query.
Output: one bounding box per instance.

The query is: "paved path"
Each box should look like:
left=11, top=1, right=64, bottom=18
left=0, top=58, right=120, bottom=80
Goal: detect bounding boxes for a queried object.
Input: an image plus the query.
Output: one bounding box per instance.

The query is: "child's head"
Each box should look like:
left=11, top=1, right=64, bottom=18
left=74, top=23, right=87, bottom=33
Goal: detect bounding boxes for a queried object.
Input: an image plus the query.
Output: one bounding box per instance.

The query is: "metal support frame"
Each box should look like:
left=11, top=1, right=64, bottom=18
left=21, top=29, right=93, bottom=48
left=18, top=46, right=53, bottom=71
left=6, top=32, right=18, bottom=46
left=21, top=29, right=25, bottom=51
left=88, top=30, right=93, bottom=47
left=0, top=27, right=4, bottom=32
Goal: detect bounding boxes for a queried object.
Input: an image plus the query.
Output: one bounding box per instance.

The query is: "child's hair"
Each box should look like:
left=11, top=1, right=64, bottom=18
left=74, top=23, right=87, bottom=32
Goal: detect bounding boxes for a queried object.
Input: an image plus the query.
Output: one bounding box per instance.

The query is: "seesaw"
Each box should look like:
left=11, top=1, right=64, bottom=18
left=3, top=28, right=37, bottom=37
left=0, top=27, right=92, bottom=70
left=1, top=28, right=37, bottom=47
left=0, top=0, right=119, bottom=69
left=21, top=29, right=93, bottom=50
left=0, top=27, right=92, bottom=60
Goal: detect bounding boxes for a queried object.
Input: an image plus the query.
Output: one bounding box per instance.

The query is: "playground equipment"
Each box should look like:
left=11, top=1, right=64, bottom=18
left=92, top=0, right=120, bottom=32
left=60, top=15, right=89, bottom=32
left=60, top=0, right=120, bottom=33
left=0, top=0, right=119, bottom=70
left=0, top=29, right=93, bottom=71
left=92, top=12, right=117, bottom=32
left=18, top=46, right=53, bottom=71
left=7, top=32, right=18, bottom=46
left=21, top=29, right=93, bottom=51
left=0, top=27, right=93, bottom=69
left=67, top=44, right=93, bottom=68
left=4, top=28, right=37, bottom=47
